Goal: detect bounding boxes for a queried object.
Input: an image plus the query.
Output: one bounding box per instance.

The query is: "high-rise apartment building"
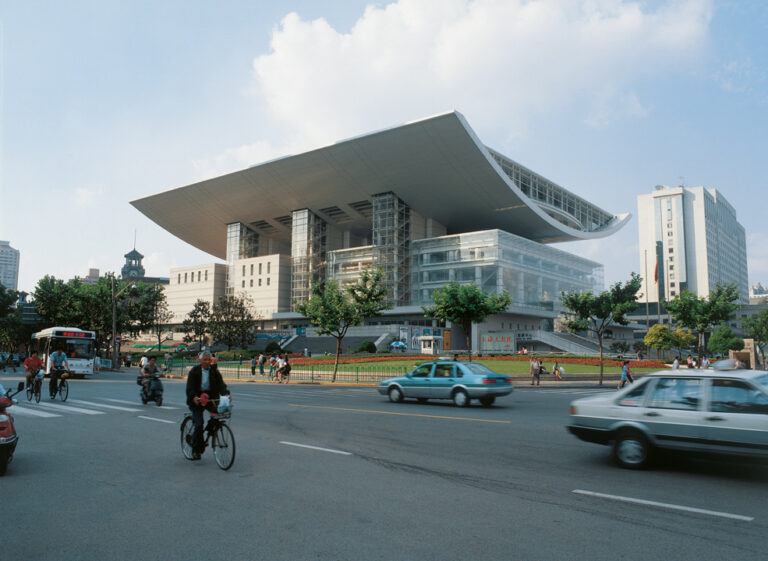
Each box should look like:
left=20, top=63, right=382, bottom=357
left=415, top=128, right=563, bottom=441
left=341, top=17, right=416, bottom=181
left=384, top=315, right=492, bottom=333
left=0, top=241, right=20, bottom=291
left=637, top=185, right=748, bottom=306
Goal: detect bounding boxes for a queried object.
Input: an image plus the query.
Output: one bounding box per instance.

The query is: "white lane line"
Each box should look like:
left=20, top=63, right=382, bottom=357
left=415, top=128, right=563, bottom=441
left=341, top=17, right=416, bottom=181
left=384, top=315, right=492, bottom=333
left=68, top=399, right=141, bottom=412
left=572, top=490, right=754, bottom=522
left=279, top=441, right=352, bottom=456
left=37, top=402, right=105, bottom=415
left=138, top=416, right=176, bottom=424
left=103, top=398, right=141, bottom=405
left=11, top=406, right=61, bottom=418
left=157, top=405, right=179, bottom=410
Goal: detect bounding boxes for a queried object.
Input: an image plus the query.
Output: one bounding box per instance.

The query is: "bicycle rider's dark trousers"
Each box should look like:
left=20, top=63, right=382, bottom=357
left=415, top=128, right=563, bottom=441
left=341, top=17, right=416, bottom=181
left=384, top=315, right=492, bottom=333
left=190, top=402, right=217, bottom=453
left=49, top=369, right=61, bottom=396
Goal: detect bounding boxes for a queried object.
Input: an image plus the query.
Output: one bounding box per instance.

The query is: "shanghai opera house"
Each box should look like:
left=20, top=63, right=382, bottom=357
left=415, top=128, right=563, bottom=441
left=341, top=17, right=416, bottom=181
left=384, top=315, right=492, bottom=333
left=131, top=112, right=630, bottom=354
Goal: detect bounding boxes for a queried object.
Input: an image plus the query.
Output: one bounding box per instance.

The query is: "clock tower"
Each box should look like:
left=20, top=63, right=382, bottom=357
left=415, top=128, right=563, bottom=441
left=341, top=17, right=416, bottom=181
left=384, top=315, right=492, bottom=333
left=121, top=248, right=146, bottom=280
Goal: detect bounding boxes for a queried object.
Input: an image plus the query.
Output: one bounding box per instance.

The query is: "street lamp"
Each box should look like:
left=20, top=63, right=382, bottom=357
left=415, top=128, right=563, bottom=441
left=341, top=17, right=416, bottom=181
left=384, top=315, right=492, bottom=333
left=111, top=277, right=136, bottom=369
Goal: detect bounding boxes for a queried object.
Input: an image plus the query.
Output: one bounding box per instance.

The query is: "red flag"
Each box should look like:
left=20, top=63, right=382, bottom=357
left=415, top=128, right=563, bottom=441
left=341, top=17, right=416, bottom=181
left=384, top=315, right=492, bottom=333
left=654, top=261, right=658, bottom=283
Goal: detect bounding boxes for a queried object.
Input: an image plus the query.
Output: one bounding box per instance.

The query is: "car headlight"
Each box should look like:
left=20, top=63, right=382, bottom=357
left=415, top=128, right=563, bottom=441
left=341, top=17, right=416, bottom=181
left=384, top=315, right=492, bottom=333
left=569, top=405, right=578, bottom=415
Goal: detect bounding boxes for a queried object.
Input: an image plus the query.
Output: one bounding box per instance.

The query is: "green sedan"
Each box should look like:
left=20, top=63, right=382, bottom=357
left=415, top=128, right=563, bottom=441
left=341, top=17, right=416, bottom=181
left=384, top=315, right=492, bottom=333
left=378, top=360, right=514, bottom=407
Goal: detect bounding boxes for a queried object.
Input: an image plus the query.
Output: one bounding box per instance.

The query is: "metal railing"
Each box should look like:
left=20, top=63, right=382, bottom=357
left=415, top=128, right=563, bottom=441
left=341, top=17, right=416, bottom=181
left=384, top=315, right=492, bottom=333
left=164, top=359, right=408, bottom=384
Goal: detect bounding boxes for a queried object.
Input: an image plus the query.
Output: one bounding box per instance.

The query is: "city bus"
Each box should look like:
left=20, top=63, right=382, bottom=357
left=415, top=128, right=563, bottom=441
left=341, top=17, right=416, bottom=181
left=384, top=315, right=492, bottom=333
left=31, top=327, right=97, bottom=378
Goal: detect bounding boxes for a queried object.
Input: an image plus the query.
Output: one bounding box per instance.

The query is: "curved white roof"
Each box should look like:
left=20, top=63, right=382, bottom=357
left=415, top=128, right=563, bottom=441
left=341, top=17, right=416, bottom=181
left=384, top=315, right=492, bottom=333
left=131, top=111, right=629, bottom=259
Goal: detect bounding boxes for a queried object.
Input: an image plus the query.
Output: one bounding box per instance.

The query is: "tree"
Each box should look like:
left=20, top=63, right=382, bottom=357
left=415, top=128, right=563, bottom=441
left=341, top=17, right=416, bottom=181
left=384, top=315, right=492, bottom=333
left=422, top=282, right=511, bottom=361
left=609, top=341, right=630, bottom=355
left=296, top=268, right=390, bottom=381
left=664, top=283, right=740, bottom=356
left=33, top=276, right=79, bottom=327
left=209, top=294, right=256, bottom=350
left=644, top=324, right=673, bottom=359
left=668, top=328, right=696, bottom=357
left=182, top=299, right=211, bottom=349
left=743, top=310, right=768, bottom=369
left=149, top=294, right=174, bottom=353
left=707, top=324, right=744, bottom=355
left=561, top=273, right=642, bottom=384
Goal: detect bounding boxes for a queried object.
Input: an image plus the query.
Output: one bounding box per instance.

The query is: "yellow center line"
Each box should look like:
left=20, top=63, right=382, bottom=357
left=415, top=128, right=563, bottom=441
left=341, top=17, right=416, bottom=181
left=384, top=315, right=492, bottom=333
left=289, top=404, right=511, bottom=424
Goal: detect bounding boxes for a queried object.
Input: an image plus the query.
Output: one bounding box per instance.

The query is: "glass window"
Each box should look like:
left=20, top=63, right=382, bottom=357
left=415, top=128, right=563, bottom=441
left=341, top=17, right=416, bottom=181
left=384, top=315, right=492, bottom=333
left=710, top=379, right=768, bottom=414
left=412, top=365, right=432, bottom=378
left=462, top=363, right=495, bottom=376
left=648, top=378, right=702, bottom=410
left=242, top=280, right=245, bottom=288
left=205, top=270, right=208, bottom=281
left=267, top=278, right=270, bottom=286
left=259, top=263, right=262, bottom=274
left=267, top=262, right=271, bottom=274
left=617, top=379, right=650, bottom=407
left=258, top=279, right=262, bottom=286
left=242, top=265, right=246, bottom=275
left=184, top=273, right=188, bottom=283
left=250, top=264, right=254, bottom=275
left=250, top=279, right=253, bottom=287
left=432, top=364, right=455, bottom=378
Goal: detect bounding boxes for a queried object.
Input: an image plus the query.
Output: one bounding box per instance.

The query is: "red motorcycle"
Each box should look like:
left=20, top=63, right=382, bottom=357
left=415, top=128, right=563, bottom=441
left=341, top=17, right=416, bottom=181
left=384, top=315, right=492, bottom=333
left=0, top=381, right=24, bottom=476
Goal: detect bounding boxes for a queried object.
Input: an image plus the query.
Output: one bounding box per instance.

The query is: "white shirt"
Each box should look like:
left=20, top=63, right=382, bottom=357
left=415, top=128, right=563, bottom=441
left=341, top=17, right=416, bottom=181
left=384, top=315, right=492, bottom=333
left=201, top=368, right=210, bottom=391
left=673, top=359, right=679, bottom=369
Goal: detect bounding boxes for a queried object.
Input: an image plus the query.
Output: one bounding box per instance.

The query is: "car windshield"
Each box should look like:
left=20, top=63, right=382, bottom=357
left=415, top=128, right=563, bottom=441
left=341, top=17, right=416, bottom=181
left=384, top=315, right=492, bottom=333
left=462, top=363, right=495, bottom=375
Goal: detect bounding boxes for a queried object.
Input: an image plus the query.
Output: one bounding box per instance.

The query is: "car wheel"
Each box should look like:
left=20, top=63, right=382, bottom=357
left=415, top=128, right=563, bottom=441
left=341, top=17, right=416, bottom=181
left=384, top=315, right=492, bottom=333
left=452, top=389, right=470, bottom=407
left=613, top=430, right=652, bottom=469
left=479, top=395, right=495, bottom=407
left=388, top=386, right=404, bottom=403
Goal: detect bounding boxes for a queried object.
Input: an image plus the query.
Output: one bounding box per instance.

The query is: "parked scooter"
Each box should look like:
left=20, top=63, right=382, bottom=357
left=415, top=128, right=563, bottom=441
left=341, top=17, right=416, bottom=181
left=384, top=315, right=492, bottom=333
left=137, top=372, right=164, bottom=406
left=0, top=381, right=25, bottom=476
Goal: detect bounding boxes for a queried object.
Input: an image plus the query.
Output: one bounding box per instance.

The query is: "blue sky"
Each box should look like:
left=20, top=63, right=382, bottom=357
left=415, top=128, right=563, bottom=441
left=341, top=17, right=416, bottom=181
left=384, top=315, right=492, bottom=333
left=1, top=0, right=766, bottom=294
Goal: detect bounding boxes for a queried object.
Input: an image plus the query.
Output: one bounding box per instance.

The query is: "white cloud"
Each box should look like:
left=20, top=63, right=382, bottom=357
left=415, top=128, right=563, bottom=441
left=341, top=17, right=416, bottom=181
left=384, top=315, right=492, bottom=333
left=75, top=187, right=104, bottom=207
left=191, top=140, right=284, bottom=181
left=247, top=0, right=712, bottom=145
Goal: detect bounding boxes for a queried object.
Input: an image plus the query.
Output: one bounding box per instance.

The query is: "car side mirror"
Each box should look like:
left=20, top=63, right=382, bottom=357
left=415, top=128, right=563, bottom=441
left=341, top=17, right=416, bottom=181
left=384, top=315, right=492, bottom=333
left=405, top=372, right=413, bottom=378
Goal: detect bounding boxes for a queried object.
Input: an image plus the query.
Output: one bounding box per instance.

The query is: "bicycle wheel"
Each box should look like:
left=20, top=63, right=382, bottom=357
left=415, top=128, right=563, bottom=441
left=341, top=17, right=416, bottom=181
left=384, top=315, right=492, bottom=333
left=180, top=416, right=195, bottom=460
left=58, top=379, right=69, bottom=402
left=212, top=423, right=235, bottom=470
left=35, top=381, right=41, bottom=403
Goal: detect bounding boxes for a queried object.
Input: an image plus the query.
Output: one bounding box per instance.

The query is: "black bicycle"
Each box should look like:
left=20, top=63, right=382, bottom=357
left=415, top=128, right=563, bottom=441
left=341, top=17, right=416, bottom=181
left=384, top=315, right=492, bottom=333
left=50, top=369, right=69, bottom=402
left=26, top=371, right=44, bottom=403
left=180, top=400, right=235, bottom=470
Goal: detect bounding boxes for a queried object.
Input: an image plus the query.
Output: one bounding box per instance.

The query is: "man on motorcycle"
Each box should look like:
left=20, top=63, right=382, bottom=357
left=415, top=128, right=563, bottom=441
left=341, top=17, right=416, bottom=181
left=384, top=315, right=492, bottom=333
left=186, top=351, right=230, bottom=460
left=23, top=351, right=44, bottom=389
left=49, top=347, right=70, bottom=399
left=141, top=356, right=160, bottom=398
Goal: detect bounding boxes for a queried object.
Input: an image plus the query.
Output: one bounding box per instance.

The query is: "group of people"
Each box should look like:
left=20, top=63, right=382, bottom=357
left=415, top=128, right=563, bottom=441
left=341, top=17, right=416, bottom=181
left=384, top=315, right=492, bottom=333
left=22, top=347, right=69, bottom=398
left=529, top=357, right=564, bottom=385
left=250, top=353, right=292, bottom=383
left=671, top=355, right=712, bottom=370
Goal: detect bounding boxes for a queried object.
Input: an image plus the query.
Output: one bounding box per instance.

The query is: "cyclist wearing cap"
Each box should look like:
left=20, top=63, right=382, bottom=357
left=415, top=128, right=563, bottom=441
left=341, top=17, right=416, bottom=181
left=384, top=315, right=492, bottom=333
left=185, top=351, right=230, bottom=460
left=49, top=347, right=70, bottom=398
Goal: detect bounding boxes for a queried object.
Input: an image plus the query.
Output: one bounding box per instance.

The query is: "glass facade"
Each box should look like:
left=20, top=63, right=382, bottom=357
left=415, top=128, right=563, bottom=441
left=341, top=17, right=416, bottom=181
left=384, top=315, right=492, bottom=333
left=291, top=209, right=328, bottom=309
left=226, top=223, right=259, bottom=295
left=372, top=192, right=410, bottom=306
left=410, top=230, right=603, bottom=313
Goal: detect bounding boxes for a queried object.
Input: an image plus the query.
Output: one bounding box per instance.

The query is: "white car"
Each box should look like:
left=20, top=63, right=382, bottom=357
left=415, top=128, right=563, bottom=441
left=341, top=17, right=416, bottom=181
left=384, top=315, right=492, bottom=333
left=568, top=366, right=768, bottom=469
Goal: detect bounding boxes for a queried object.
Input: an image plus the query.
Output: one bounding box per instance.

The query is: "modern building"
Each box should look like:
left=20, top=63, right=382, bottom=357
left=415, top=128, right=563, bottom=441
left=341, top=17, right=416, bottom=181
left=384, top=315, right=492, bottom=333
left=750, top=283, right=768, bottom=305
left=637, top=185, right=749, bottom=311
left=166, top=263, right=227, bottom=323
left=132, top=111, right=629, bottom=352
left=0, top=240, right=20, bottom=291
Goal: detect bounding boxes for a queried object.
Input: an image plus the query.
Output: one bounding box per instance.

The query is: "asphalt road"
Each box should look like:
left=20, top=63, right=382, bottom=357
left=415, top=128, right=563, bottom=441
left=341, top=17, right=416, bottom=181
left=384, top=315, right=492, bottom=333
left=1, top=372, right=766, bottom=561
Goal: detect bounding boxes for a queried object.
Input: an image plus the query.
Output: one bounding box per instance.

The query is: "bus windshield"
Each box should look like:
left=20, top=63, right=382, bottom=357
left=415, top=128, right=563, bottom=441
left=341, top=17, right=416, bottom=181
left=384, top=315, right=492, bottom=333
left=62, top=338, right=94, bottom=359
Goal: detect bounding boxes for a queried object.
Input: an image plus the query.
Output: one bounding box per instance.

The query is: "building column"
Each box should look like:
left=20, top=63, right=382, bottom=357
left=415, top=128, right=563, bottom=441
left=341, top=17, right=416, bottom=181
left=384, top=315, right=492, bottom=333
left=226, top=222, right=259, bottom=295
left=372, top=192, right=411, bottom=306
left=291, top=209, right=327, bottom=310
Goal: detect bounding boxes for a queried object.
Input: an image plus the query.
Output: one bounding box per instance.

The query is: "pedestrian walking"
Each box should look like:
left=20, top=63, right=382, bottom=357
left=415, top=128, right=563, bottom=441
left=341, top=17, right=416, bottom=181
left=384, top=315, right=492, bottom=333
left=258, top=353, right=265, bottom=376
left=618, top=360, right=634, bottom=389
left=269, top=354, right=277, bottom=380
left=530, top=357, right=540, bottom=386
left=250, top=354, right=257, bottom=376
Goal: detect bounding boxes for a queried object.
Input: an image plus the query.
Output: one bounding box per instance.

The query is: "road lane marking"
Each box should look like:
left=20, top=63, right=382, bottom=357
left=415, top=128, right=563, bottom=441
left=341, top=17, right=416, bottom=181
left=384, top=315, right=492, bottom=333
left=289, top=404, right=511, bottom=424
left=68, top=399, right=141, bottom=412
left=103, top=398, right=142, bottom=405
left=157, top=405, right=179, bottom=410
left=138, top=416, right=176, bottom=424
left=572, top=490, right=754, bottom=522
left=11, top=406, right=61, bottom=418
left=280, top=441, right=352, bottom=456
left=37, top=402, right=105, bottom=415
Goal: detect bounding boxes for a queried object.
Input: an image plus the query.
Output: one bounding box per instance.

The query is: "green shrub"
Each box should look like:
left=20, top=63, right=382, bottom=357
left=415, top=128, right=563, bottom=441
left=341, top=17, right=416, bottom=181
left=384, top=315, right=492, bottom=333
left=357, top=340, right=377, bottom=353
left=265, top=341, right=282, bottom=354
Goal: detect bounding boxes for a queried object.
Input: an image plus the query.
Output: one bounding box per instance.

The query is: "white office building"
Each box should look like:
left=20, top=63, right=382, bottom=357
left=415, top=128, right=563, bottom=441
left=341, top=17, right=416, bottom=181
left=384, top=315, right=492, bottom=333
left=0, top=241, right=20, bottom=291
left=166, top=264, right=227, bottom=323
left=637, top=185, right=749, bottom=307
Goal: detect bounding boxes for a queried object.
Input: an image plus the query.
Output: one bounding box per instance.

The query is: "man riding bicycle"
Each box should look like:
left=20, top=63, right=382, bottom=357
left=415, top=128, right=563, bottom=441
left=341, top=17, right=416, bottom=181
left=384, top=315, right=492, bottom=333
left=24, top=351, right=44, bottom=389
left=186, top=351, right=230, bottom=460
left=49, top=347, right=70, bottom=399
